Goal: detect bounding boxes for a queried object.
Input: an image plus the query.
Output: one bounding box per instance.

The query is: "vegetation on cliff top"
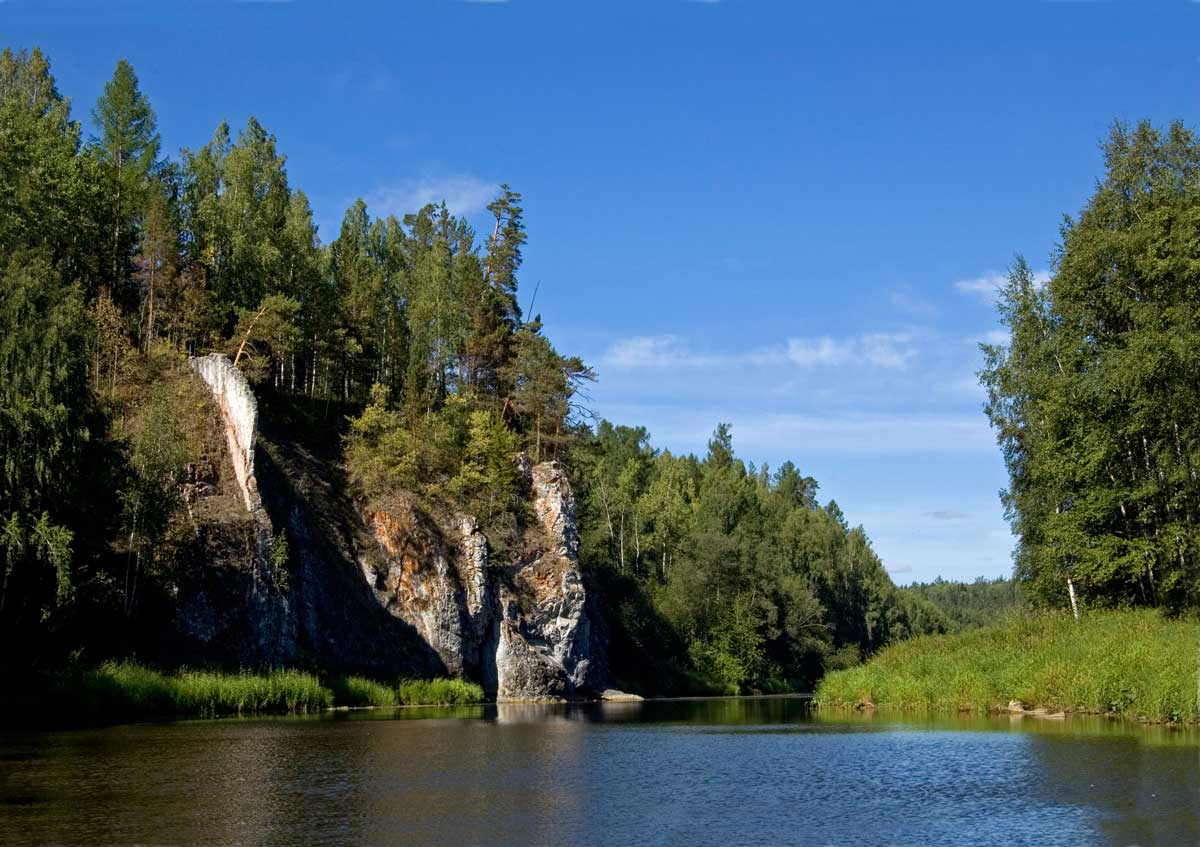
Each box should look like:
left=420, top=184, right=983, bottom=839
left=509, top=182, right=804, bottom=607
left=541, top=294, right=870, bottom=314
left=815, top=609, right=1200, bottom=723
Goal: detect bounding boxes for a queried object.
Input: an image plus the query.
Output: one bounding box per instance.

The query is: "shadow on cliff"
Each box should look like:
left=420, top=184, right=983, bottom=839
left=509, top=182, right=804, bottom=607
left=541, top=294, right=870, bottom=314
left=254, top=392, right=447, bottom=679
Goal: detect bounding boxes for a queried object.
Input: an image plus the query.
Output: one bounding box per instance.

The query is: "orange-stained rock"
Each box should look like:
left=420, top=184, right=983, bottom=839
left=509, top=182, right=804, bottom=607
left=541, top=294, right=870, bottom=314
left=361, top=460, right=606, bottom=700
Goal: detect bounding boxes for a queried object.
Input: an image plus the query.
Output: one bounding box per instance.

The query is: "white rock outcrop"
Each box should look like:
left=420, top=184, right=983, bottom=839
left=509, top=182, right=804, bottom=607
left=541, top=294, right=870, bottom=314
left=189, top=353, right=264, bottom=516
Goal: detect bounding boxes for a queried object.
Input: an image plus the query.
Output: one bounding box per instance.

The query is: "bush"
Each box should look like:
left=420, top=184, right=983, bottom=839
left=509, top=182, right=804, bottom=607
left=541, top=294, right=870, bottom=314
left=815, top=609, right=1199, bottom=722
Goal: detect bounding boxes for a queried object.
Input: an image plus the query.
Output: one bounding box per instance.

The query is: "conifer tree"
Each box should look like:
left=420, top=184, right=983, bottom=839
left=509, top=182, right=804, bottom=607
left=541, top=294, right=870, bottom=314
left=91, top=59, right=161, bottom=301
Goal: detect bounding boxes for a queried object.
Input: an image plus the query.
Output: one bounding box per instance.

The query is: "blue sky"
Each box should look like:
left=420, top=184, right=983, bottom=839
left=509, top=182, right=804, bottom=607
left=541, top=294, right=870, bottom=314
left=5, top=1, right=1199, bottom=584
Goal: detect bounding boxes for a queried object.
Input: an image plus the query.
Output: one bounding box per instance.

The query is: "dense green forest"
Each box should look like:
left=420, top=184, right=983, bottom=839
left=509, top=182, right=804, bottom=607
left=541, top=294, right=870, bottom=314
left=898, top=577, right=1023, bottom=632
left=982, top=121, right=1200, bottom=616
left=0, top=47, right=945, bottom=694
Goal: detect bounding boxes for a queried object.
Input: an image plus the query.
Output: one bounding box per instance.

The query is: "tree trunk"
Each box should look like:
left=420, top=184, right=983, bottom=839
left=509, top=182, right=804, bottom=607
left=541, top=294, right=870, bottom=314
left=1067, top=575, right=1080, bottom=619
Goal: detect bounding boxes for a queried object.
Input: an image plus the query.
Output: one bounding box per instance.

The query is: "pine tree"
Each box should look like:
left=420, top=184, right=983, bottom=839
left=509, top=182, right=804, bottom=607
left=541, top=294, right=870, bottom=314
left=91, top=59, right=162, bottom=302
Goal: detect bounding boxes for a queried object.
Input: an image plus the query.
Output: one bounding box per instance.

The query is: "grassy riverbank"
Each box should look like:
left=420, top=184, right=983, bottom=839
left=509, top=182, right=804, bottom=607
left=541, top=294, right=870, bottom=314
left=816, top=610, right=1200, bottom=722
left=5, top=662, right=484, bottom=721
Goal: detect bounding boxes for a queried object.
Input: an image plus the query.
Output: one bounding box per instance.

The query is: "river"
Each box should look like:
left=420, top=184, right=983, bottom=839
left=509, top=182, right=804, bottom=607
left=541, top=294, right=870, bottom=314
left=1, top=698, right=1197, bottom=846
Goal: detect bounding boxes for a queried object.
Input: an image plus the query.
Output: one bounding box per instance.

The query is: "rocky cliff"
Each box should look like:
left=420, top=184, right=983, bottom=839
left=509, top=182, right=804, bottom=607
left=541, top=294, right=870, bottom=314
left=176, top=354, right=297, bottom=667
left=185, top=354, right=607, bottom=700
left=361, top=461, right=607, bottom=701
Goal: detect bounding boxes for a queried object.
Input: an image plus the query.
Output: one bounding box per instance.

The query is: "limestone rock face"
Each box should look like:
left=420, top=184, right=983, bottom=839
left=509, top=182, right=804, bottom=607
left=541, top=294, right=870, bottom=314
left=361, top=498, right=492, bottom=677
left=493, top=461, right=595, bottom=700
left=190, top=354, right=263, bottom=516
left=362, top=459, right=607, bottom=700
left=183, top=353, right=296, bottom=666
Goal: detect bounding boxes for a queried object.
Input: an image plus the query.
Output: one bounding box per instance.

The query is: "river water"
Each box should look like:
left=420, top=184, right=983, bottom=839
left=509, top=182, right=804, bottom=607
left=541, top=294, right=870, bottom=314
left=1, top=698, right=1197, bottom=846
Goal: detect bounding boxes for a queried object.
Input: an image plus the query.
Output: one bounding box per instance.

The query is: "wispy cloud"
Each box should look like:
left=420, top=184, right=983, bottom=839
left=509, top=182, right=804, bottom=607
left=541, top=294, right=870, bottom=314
left=889, top=287, right=939, bottom=318
left=603, top=336, right=723, bottom=369
left=972, top=329, right=1009, bottom=346
left=955, top=269, right=1051, bottom=302
left=928, top=509, right=968, bottom=521
left=366, top=175, right=495, bottom=219
left=621, top=410, right=996, bottom=457
left=603, top=332, right=918, bottom=371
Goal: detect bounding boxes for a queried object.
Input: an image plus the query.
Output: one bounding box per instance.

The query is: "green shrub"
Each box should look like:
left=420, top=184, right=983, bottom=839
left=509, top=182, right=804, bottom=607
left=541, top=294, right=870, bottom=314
left=815, top=609, right=1200, bottom=722
left=397, top=677, right=485, bottom=705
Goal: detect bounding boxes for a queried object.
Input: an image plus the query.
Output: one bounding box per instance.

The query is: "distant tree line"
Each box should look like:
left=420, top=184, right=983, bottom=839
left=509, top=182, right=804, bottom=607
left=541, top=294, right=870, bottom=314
left=571, top=423, right=948, bottom=693
left=898, top=577, right=1024, bottom=632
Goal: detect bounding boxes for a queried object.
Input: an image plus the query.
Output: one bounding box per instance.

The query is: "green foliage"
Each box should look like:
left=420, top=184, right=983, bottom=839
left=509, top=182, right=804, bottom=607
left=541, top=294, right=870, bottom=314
left=899, top=577, right=1024, bottom=631
left=450, top=409, right=522, bottom=526
left=0, top=49, right=97, bottom=628
left=397, top=677, right=485, bottom=705
left=576, top=422, right=938, bottom=695
left=267, top=531, right=289, bottom=593
left=0, top=48, right=100, bottom=273
left=119, top=385, right=187, bottom=614
left=0, top=249, right=90, bottom=619
left=330, top=675, right=397, bottom=707
left=346, top=385, right=469, bottom=499
left=815, top=609, right=1200, bottom=722
left=68, top=661, right=332, bottom=718
left=91, top=58, right=162, bottom=299
left=983, top=121, right=1200, bottom=613
left=229, top=292, right=301, bottom=383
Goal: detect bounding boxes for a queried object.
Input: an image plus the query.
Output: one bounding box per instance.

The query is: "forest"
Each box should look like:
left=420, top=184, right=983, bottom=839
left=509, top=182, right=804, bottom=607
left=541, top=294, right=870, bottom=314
left=0, top=48, right=950, bottom=695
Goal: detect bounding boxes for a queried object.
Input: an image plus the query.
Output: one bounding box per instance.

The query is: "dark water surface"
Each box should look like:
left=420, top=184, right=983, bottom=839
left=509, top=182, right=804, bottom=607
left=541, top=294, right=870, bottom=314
left=1, top=698, right=1198, bottom=846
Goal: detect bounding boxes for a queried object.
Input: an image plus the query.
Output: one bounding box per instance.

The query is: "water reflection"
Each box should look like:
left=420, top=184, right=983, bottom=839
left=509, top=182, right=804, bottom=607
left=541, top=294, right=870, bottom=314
left=0, top=698, right=1196, bottom=846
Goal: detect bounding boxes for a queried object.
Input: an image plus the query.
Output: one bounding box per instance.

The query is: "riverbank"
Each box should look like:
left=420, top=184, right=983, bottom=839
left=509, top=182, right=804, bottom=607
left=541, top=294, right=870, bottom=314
left=815, top=609, right=1199, bottom=722
left=1, top=661, right=484, bottom=722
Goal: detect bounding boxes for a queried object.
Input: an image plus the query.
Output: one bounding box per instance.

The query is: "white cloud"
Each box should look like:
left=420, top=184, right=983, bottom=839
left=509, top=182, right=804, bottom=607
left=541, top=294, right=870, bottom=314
left=783, top=334, right=914, bottom=369
left=973, top=329, right=1009, bottom=346
left=860, top=333, right=917, bottom=368
left=603, top=332, right=918, bottom=371
left=603, top=336, right=722, bottom=369
left=366, top=175, right=495, bottom=219
left=955, top=269, right=1051, bottom=302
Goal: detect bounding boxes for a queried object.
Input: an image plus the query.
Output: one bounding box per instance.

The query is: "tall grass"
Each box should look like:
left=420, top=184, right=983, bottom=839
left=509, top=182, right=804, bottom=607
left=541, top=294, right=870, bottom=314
left=28, top=662, right=490, bottom=721
left=330, top=675, right=398, bottom=707
left=70, top=662, right=332, bottom=718
left=816, top=609, right=1200, bottom=722
left=47, top=663, right=487, bottom=720
left=397, top=677, right=484, bottom=705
